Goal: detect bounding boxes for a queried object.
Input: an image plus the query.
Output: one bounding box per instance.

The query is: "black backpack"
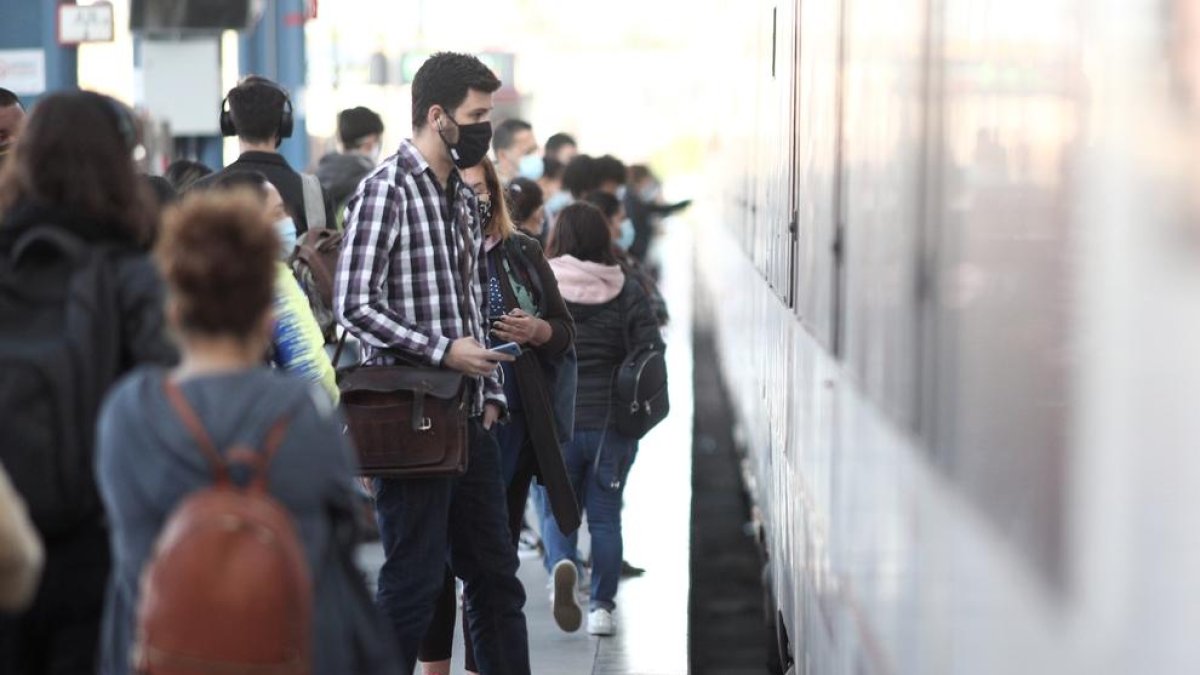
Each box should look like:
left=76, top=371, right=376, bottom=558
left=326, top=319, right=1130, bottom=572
left=613, top=292, right=668, bottom=440
left=0, top=227, right=124, bottom=537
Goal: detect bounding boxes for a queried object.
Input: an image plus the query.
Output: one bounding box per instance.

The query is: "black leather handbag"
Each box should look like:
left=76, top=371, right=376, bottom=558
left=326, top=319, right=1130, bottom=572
left=614, top=345, right=668, bottom=440
left=338, top=364, right=469, bottom=478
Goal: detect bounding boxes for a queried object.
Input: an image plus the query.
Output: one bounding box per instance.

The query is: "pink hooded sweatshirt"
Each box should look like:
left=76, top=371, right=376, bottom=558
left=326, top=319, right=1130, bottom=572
left=548, top=255, right=626, bottom=305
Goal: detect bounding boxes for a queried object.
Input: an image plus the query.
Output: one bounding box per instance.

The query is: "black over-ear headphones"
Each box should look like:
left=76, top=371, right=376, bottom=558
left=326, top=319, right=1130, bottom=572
left=219, top=80, right=294, bottom=143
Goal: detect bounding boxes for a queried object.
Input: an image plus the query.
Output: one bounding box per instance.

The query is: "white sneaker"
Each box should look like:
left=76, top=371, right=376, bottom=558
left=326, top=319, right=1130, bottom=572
left=550, top=560, right=582, bottom=633
left=587, top=608, right=616, bottom=636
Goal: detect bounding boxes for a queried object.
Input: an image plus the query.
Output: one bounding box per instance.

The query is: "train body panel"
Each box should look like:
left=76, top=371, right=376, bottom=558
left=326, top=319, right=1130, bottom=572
left=699, top=0, right=1200, bottom=673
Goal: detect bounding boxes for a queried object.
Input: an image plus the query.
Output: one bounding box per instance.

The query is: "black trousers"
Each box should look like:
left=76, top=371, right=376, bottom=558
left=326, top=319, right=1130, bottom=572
left=0, top=523, right=109, bottom=675
left=419, top=439, right=537, bottom=669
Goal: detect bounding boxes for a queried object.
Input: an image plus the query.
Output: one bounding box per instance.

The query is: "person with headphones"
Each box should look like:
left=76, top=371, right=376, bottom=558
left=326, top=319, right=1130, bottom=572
left=201, top=76, right=334, bottom=237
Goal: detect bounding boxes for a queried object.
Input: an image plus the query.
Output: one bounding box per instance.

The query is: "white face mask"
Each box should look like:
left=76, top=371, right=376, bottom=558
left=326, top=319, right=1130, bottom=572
left=276, top=217, right=297, bottom=260
left=368, top=143, right=382, bottom=163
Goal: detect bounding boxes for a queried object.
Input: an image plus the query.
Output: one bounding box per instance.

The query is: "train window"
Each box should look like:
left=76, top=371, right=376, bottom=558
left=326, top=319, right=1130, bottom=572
left=924, top=0, right=1081, bottom=584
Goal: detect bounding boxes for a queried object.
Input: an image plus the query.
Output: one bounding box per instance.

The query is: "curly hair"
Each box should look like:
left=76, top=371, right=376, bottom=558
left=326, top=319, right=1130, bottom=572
left=156, top=190, right=278, bottom=338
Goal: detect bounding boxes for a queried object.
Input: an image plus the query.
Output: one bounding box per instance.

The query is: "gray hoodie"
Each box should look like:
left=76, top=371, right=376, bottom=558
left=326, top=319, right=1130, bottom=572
left=316, top=151, right=376, bottom=211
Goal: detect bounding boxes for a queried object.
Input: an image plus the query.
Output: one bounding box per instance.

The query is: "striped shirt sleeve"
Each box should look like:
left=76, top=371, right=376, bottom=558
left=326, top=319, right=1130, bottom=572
left=335, top=177, right=452, bottom=366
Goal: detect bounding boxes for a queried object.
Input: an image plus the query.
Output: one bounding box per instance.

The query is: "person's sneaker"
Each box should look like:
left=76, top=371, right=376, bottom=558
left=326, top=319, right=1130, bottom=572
left=587, top=608, right=616, bottom=636
left=550, top=561, right=582, bottom=633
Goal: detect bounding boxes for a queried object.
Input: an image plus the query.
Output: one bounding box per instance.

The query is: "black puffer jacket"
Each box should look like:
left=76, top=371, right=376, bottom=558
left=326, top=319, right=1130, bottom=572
left=557, top=272, right=663, bottom=430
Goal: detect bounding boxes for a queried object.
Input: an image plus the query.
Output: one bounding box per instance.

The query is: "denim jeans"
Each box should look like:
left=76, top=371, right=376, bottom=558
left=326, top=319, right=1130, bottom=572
left=373, top=419, right=530, bottom=675
left=540, top=427, right=637, bottom=612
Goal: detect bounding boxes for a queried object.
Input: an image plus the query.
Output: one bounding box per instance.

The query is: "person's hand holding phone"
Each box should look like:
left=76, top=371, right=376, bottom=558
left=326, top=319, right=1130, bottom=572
left=491, top=309, right=550, bottom=346
left=445, top=337, right=514, bottom=377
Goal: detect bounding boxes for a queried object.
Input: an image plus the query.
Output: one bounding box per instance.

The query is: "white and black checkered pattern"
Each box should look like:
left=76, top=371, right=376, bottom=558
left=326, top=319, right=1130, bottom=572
left=334, top=140, right=504, bottom=415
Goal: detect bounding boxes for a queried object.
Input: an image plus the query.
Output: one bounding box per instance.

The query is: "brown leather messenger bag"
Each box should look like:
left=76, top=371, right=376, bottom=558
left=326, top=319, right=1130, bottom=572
left=337, top=352, right=470, bottom=478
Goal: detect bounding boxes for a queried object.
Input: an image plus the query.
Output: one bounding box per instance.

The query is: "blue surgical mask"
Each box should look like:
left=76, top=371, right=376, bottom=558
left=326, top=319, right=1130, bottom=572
left=545, top=191, right=572, bottom=214
left=276, top=216, right=298, bottom=260
left=616, top=218, right=635, bottom=250
left=518, top=153, right=544, bottom=181
left=639, top=185, right=661, bottom=203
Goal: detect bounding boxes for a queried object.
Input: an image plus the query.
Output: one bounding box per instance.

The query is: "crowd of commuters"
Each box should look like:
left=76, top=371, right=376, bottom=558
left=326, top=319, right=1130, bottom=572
left=0, top=48, right=684, bottom=675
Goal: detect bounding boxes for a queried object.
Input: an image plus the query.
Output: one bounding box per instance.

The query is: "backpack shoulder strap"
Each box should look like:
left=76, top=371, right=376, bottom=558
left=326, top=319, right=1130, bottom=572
left=164, top=379, right=231, bottom=484
left=163, top=378, right=293, bottom=491
left=300, top=173, right=327, bottom=231
left=12, top=225, right=88, bottom=264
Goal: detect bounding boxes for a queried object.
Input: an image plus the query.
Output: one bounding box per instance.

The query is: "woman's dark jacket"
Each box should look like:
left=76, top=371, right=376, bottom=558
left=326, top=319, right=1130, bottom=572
left=567, top=279, right=664, bottom=430
left=487, top=233, right=581, bottom=535
left=0, top=201, right=179, bottom=372
left=0, top=198, right=177, bottom=547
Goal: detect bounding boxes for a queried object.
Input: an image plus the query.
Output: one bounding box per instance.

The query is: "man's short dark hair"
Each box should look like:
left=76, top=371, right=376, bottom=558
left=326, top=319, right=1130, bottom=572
left=545, top=132, right=576, bottom=156
left=227, top=76, right=288, bottom=143
left=493, top=118, right=532, bottom=154
left=582, top=190, right=620, bottom=220
left=562, top=154, right=598, bottom=198
left=594, top=155, right=627, bottom=187
left=338, top=106, right=385, bottom=148
left=411, top=52, right=501, bottom=130
left=0, top=87, right=22, bottom=110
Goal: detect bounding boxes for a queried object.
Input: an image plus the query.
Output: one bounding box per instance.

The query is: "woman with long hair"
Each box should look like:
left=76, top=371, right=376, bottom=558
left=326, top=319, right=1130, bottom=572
left=0, top=90, right=177, bottom=673
left=541, top=202, right=664, bottom=637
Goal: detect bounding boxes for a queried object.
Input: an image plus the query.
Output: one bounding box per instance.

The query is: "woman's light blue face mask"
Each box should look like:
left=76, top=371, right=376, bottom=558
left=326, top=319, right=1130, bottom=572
left=616, top=218, right=635, bottom=250
left=518, top=153, right=544, bottom=181
left=276, top=217, right=297, bottom=260
left=545, top=191, right=572, bottom=214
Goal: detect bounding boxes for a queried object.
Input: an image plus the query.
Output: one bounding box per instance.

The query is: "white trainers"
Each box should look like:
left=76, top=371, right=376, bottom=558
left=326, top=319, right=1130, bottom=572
left=550, top=560, right=582, bottom=633
left=587, top=608, right=616, bottom=636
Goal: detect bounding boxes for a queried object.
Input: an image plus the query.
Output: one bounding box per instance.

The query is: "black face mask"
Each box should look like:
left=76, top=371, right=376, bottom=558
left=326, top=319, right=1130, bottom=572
left=438, top=116, right=492, bottom=169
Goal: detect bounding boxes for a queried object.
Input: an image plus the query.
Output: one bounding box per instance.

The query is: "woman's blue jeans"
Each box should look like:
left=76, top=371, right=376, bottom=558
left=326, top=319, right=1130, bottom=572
left=539, top=427, right=637, bottom=611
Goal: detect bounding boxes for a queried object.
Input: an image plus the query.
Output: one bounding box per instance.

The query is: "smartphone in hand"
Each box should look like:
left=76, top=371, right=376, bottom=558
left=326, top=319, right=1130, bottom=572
left=489, top=341, right=522, bottom=358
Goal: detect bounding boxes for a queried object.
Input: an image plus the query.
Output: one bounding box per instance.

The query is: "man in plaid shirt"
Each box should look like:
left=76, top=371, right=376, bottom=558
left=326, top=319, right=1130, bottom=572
left=334, top=53, right=529, bottom=675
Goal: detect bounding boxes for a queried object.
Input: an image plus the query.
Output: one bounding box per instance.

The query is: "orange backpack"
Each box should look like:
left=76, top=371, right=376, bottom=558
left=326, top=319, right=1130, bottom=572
left=133, top=380, right=313, bottom=674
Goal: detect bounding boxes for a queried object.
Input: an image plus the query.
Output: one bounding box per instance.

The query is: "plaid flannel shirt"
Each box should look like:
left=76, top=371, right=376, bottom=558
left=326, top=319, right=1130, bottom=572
left=334, top=140, right=505, bottom=415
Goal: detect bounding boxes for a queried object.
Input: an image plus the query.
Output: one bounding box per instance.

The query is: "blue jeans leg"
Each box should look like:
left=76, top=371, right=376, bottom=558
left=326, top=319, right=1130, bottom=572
left=539, top=430, right=592, bottom=573
left=585, top=432, right=636, bottom=612
left=448, top=420, right=530, bottom=675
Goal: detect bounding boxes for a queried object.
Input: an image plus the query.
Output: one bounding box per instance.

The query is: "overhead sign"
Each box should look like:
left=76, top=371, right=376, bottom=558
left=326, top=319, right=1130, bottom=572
left=0, top=49, right=47, bottom=96
left=59, top=2, right=116, bottom=45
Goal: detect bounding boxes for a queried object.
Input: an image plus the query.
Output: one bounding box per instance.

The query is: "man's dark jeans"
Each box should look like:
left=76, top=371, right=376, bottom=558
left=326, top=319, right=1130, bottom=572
left=373, top=419, right=530, bottom=675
